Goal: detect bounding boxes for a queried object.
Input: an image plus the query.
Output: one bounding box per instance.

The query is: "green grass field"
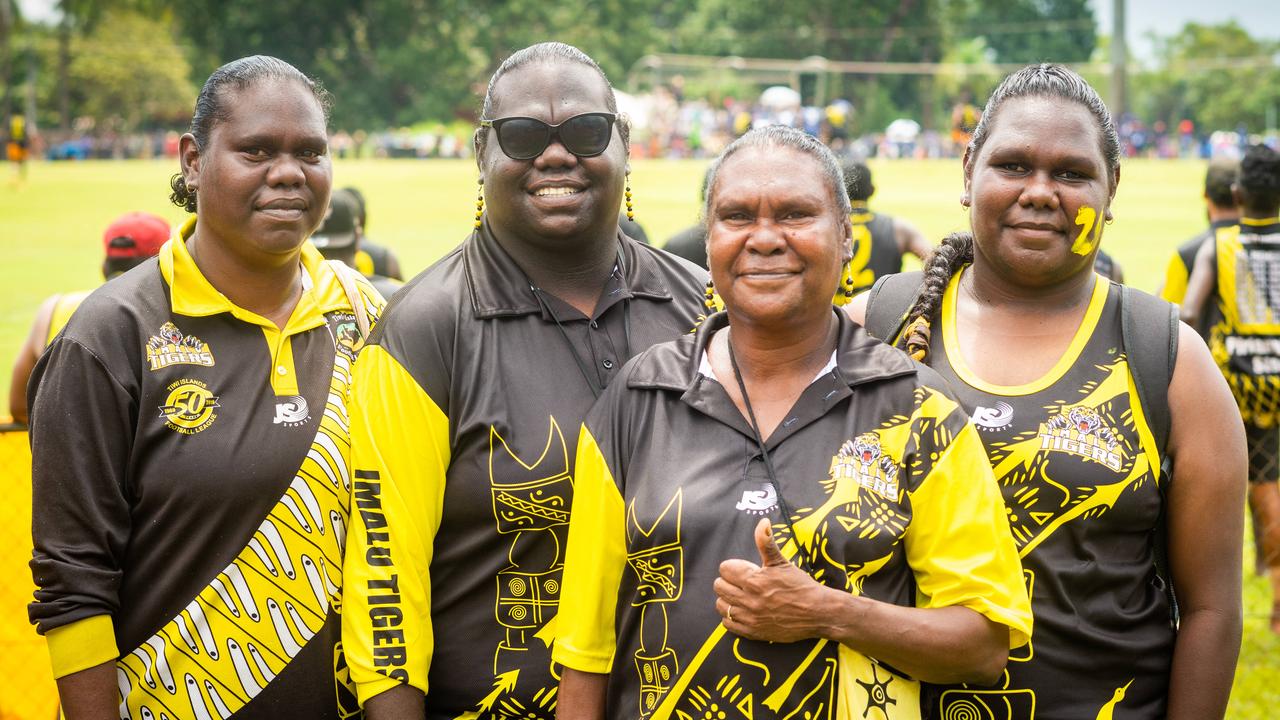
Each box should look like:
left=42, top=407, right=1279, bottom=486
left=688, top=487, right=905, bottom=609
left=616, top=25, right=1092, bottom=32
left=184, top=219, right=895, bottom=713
left=1, top=158, right=1276, bottom=716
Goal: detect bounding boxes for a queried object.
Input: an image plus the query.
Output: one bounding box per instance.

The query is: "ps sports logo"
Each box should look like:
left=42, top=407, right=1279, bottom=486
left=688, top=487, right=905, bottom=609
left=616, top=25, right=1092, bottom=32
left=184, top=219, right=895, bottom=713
left=273, top=395, right=311, bottom=427
left=972, top=401, right=1014, bottom=432
left=735, top=483, right=778, bottom=515
left=158, top=379, right=220, bottom=434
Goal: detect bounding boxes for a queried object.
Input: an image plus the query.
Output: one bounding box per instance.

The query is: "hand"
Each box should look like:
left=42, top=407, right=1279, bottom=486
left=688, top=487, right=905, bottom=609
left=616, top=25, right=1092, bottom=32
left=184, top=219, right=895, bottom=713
left=714, top=518, right=833, bottom=643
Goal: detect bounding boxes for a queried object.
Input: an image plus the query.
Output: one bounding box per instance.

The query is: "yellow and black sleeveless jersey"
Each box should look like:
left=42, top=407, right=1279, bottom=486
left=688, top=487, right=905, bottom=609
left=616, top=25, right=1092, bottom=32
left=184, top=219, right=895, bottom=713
left=848, top=203, right=901, bottom=294
left=922, top=268, right=1174, bottom=720
left=1159, top=219, right=1238, bottom=306
left=555, top=310, right=1032, bottom=720
left=44, top=290, right=92, bottom=346
left=342, top=224, right=707, bottom=717
left=27, top=219, right=384, bottom=720
left=1203, top=218, right=1280, bottom=428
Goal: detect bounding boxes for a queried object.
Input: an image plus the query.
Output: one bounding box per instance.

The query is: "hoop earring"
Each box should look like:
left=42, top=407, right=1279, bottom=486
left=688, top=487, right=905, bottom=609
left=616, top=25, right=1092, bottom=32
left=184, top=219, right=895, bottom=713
left=832, top=261, right=856, bottom=306
left=703, top=278, right=722, bottom=313
left=474, top=178, right=484, bottom=230
left=625, top=172, right=635, bottom=222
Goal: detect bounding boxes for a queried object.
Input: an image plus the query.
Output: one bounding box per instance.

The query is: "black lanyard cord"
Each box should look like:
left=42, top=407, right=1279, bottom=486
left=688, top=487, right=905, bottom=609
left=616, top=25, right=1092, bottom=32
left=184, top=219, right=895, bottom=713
left=531, top=287, right=604, bottom=399
left=526, top=249, right=632, bottom=401
left=727, top=335, right=809, bottom=571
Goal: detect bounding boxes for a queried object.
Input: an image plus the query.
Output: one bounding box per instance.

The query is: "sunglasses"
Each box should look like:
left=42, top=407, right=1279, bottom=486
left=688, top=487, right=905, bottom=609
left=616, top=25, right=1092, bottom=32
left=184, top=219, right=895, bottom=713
left=480, top=112, right=617, bottom=160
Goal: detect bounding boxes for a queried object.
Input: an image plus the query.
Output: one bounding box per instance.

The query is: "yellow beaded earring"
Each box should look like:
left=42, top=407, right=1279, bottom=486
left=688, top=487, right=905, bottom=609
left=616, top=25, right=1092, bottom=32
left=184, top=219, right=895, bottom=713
left=474, top=178, right=484, bottom=230
left=832, top=261, right=856, bottom=306
left=625, top=172, right=635, bottom=221
left=703, top=279, right=723, bottom=313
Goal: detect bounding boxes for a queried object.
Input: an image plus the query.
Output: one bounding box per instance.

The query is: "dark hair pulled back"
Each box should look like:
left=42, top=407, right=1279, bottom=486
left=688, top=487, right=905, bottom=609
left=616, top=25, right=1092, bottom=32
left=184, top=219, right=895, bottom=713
left=898, top=64, right=1117, bottom=361
left=170, top=55, right=332, bottom=213
left=965, top=63, right=1120, bottom=186
left=474, top=42, right=629, bottom=160
left=703, top=124, right=852, bottom=224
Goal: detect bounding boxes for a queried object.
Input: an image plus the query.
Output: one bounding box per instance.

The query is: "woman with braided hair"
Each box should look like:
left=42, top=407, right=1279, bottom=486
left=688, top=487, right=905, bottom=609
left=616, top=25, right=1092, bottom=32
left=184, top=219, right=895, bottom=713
left=850, top=64, right=1244, bottom=719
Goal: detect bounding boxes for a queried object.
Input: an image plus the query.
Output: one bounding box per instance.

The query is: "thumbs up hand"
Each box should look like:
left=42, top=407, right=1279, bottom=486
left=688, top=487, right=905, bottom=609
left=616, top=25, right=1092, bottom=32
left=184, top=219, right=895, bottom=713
left=714, top=518, right=833, bottom=643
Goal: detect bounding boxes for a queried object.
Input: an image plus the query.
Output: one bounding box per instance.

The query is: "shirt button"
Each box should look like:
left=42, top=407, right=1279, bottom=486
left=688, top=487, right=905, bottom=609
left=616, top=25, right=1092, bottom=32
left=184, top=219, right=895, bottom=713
left=276, top=366, right=287, bottom=375
left=589, top=320, right=599, bottom=329
left=602, top=359, right=615, bottom=370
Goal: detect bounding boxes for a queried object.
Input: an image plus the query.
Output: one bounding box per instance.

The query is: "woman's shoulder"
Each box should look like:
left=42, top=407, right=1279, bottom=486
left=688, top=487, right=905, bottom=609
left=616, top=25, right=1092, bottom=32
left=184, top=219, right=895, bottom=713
left=618, top=330, right=701, bottom=392
left=370, top=245, right=467, bottom=334
left=628, top=238, right=709, bottom=295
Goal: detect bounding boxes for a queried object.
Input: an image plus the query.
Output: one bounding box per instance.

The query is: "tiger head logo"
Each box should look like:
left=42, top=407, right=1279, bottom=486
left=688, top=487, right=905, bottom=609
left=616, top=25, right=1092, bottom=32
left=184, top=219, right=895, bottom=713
left=161, top=322, right=184, bottom=345
left=1067, top=406, right=1103, bottom=436
left=1046, top=404, right=1119, bottom=452
left=852, top=433, right=882, bottom=468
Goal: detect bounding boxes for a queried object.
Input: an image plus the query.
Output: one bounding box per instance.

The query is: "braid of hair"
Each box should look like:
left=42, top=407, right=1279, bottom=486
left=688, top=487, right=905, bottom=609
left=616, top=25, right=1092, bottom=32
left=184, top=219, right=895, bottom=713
left=898, top=232, right=974, bottom=361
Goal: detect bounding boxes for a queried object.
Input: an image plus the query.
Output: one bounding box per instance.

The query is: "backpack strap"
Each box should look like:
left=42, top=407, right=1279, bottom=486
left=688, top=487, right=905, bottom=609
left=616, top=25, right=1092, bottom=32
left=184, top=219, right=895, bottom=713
left=1119, top=283, right=1180, bottom=627
left=327, top=260, right=372, bottom=341
left=1120, top=284, right=1178, bottom=455
left=864, top=270, right=924, bottom=344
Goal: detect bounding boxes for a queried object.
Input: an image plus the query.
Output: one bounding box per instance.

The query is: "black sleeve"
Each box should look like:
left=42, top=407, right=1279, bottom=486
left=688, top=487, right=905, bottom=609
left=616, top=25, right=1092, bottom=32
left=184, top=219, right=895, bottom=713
left=27, top=336, right=136, bottom=634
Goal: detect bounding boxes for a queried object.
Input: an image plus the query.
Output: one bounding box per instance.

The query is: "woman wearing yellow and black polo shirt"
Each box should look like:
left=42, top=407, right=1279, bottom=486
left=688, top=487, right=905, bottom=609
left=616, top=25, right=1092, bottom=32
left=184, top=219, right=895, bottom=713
left=27, top=56, right=383, bottom=719
left=555, top=126, right=1031, bottom=720
left=852, top=65, right=1244, bottom=719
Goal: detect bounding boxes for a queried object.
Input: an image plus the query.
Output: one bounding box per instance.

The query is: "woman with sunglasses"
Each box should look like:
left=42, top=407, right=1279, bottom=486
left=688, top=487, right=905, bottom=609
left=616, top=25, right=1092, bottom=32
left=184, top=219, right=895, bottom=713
left=341, top=42, right=706, bottom=719
left=554, top=125, right=1031, bottom=720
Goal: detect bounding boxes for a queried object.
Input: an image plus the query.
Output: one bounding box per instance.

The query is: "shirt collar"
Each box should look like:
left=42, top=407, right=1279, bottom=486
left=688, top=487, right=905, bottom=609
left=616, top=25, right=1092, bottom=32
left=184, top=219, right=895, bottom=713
left=463, top=222, right=676, bottom=320
left=629, top=308, right=917, bottom=393
left=159, top=214, right=351, bottom=328
left=1241, top=216, right=1280, bottom=228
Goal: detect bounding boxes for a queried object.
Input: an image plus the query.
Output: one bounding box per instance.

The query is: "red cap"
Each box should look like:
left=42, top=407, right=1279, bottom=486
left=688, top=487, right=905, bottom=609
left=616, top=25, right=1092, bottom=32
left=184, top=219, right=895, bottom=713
left=102, top=212, right=171, bottom=259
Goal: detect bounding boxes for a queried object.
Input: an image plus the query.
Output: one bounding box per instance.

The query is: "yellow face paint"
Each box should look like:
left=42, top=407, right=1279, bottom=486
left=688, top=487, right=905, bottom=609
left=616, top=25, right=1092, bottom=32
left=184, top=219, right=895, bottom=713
left=1071, top=206, right=1104, bottom=256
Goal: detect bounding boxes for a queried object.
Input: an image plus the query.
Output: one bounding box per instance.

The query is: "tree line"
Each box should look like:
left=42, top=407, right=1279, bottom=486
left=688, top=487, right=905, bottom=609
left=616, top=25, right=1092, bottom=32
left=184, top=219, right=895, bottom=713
left=0, top=0, right=1276, bottom=139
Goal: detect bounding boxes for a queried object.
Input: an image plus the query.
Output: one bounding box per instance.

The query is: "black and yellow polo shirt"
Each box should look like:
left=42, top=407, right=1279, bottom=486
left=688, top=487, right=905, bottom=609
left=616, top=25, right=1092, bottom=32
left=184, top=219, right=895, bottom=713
left=848, top=203, right=902, bottom=295
left=342, top=224, right=707, bottom=717
left=28, top=218, right=384, bottom=720
left=554, top=310, right=1032, bottom=720
left=1204, top=218, right=1280, bottom=427
left=922, top=268, right=1175, bottom=719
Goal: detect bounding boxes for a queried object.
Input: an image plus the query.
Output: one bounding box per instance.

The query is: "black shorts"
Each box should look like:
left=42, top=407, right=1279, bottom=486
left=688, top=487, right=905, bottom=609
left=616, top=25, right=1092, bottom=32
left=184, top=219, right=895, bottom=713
left=1245, top=422, right=1279, bottom=484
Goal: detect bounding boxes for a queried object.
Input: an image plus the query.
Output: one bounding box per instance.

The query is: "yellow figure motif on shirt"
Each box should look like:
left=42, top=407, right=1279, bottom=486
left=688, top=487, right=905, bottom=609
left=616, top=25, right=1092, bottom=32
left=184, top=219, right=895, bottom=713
left=937, top=569, right=1037, bottom=719
left=627, top=489, right=685, bottom=718
left=652, top=391, right=956, bottom=720
left=474, top=418, right=570, bottom=719
left=985, top=358, right=1152, bottom=556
